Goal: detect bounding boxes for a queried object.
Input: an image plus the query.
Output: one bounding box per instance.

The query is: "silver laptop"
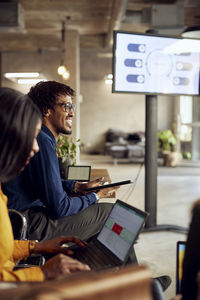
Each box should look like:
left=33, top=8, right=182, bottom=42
left=73, top=199, right=148, bottom=270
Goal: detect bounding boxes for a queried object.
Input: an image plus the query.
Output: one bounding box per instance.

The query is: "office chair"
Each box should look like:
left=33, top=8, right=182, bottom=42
left=8, top=209, right=28, bottom=240
left=8, top=209, right=45, bottom=268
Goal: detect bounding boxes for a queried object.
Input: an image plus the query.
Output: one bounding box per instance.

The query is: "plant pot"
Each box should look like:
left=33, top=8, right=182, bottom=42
left=162, top=151, right=179, bottom=167
left=58, top=157, right=72, bottom=179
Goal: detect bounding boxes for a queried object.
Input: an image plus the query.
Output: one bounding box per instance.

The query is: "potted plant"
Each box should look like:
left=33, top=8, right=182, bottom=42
left=158, top=129, right=178, bottom=167
left=56, top=135, right=82, bottom=179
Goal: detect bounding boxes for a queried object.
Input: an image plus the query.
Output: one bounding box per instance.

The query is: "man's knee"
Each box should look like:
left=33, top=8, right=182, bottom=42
left=94, top=202, right=113, bottom=220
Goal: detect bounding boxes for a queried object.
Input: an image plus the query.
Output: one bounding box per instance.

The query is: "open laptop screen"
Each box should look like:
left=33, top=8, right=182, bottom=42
left=176, top=241, right=186, bottom=294
left=67, top=165, right=91, bottom=181
left=97, top=200, right=148, bottom=261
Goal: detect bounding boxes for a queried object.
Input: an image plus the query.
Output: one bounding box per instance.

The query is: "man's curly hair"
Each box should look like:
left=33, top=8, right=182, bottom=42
left=28, top=81, right=75, bottom=116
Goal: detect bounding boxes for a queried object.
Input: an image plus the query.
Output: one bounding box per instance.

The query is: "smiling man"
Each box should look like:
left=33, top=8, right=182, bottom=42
left=2, top=81, right=119, bottom=243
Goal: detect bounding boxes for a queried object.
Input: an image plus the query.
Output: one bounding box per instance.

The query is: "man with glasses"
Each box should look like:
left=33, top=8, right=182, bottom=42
left=3, top=81, right=119, bottom=243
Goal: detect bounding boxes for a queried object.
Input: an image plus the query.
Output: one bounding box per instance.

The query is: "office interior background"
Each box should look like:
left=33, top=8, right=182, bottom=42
left=0, top=0, right=200, bottom=299
left=1, top=0, right=200, bottom=161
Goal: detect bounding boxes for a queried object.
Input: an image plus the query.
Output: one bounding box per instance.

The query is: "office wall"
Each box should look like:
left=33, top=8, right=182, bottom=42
left=80, top=80, right=174, bottom=154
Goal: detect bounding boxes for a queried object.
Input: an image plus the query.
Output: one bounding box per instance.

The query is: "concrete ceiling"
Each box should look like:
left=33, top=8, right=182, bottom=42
left=0, top=0, right=199, bottom=52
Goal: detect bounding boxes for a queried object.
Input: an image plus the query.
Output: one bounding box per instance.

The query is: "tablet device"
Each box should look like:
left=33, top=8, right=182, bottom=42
left=85, top=180, right=133, bottom=192
left=67, top=165, right=91, bottom=182
left=176, top=241, right=186, bottom=294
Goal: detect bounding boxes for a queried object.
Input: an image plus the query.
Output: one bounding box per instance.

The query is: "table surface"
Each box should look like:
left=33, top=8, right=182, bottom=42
left=90, top=169, right=111, bottom=182
left=0, top=265, right=151, bottom=300
left=90, top=168, right=115, bottom=198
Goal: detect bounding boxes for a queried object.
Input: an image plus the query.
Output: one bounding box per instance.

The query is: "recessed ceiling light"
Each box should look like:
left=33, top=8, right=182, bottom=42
left=181, top=26, right=200, bottom=39
left=17, top=79, right=47, bottom=85
left=105, top=79, right=113, bottom=85
left=4, top=72, right=40, bottom=78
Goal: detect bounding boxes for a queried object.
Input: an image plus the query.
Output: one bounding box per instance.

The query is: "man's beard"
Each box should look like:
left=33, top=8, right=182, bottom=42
left=60, top=128, right=72, bottom=135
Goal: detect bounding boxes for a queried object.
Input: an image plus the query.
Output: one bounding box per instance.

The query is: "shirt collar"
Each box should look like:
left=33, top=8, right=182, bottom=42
left=41, top=124, right=56, bottom=147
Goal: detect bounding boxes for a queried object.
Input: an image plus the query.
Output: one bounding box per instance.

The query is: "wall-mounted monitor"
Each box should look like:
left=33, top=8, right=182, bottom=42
left=112, top=31, right=200, bottom=96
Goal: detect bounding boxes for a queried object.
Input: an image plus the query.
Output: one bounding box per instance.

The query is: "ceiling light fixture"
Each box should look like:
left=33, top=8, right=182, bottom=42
left=17, top=79, right=47, bottom=85
left=57, top=21, right=70, bottom=80
left=62, top=70, right=70, bottom=80
left=5, top=72, right=40, bottom=78
left=4, top=72, right=47, bottom=85
left=104, top=74, right=113, bottom=85
left=181, top=25, right=200, bottom=39
left=107, top=74, right=113, bottom=79
left=105, top=79, right=113, bottom=85
left=57, top=64, right=66, bottom=75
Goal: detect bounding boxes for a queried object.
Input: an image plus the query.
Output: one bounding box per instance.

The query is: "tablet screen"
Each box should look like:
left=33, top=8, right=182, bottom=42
left=67, top=165, right=91, bottom=182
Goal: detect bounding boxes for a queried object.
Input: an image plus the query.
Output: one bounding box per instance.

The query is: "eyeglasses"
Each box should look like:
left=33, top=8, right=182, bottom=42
left=56, top=102, right=76, bottom=113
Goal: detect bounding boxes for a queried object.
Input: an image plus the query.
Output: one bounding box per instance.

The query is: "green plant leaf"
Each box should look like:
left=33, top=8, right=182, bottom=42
left=158, top=129, right=177, bottom=152
left=56, top=134, right=82, bottom=165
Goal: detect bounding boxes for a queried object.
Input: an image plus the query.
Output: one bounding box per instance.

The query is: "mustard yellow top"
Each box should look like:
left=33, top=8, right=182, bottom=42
left=0, top=185, right=44, bottom=281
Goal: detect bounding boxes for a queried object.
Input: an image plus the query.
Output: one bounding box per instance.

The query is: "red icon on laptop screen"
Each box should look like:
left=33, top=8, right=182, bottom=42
left=112, top=223, right=123, bottom=235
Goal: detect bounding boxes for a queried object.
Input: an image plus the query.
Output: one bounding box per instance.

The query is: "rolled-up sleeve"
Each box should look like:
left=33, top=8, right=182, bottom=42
left=1, top=266, right=44, bottom=282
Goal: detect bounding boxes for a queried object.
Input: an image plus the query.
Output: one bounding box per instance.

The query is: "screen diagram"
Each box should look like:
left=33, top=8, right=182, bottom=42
left=113, top=32, right=200, bottom=95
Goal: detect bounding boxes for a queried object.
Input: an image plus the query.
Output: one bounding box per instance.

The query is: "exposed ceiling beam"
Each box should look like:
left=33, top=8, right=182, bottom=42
left=0, top=33, right=61, bottom=52
left=0, top=0, right=199, bottom=52
left=0, top=33, right=104, bottom=52
left=104, top=0, right=129, bottom=48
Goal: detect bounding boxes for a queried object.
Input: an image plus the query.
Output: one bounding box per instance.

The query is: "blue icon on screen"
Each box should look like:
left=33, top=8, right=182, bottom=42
left=127, top=74, right=145, bottom=83
left=127, top=44, right=146, bottom=53
left=173, top=77, right=190, bottom=85
left=124, top=59, right=143, bottom=68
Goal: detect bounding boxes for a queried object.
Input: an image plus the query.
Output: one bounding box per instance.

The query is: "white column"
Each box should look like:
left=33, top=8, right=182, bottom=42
left=64, top=29, right=80, bottom=163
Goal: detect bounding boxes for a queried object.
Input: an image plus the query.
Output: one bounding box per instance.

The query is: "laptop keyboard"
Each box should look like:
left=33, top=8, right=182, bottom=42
left=73, top=242, right=120, bottom=270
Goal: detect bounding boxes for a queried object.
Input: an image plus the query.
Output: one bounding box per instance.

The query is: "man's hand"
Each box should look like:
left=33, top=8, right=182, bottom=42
left=32, top=236, right=87, bottom=256
left=74, top=177, right=104, bottom=194
left=74, top=177, right=120, bottom=199
left=41, top=254, right=90, bottom=280
left=97, top=185, right=120, bottom=199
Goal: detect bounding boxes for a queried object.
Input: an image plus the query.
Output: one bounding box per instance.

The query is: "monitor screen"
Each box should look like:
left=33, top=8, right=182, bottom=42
left=112, top=31, right=200, bottom=96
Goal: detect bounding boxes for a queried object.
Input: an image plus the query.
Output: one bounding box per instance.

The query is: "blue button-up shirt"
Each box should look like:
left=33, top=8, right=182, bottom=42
left=3, top=125, right=97, bottom=218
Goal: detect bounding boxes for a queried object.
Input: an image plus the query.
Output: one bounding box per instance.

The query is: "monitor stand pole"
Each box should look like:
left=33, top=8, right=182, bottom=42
left=144, top=94, right=187, bottom=233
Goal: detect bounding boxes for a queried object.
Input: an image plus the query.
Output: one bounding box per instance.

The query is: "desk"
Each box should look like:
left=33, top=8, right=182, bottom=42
left=0, top=265, right=152, bottom=300
left=90, top=169, right=111, bottom=182
left=90, top=169, right=115, bottom=198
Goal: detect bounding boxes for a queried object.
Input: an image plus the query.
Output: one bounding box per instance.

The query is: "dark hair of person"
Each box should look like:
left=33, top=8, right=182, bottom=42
left=28, top=81, right=75, bottom=116
left=0, top=87, right=41, bottom=183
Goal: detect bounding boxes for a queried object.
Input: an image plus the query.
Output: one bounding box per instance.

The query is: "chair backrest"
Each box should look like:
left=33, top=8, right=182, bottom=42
left=8, top=209, right=27, bottom=240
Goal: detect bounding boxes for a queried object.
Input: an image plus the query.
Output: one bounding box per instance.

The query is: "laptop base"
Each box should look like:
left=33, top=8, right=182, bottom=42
left=73, top=241, right=122, bottom=270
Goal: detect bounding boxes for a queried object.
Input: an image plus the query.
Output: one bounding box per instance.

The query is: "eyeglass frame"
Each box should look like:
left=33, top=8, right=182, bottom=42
left=55, top=102, right=76, bottom=113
